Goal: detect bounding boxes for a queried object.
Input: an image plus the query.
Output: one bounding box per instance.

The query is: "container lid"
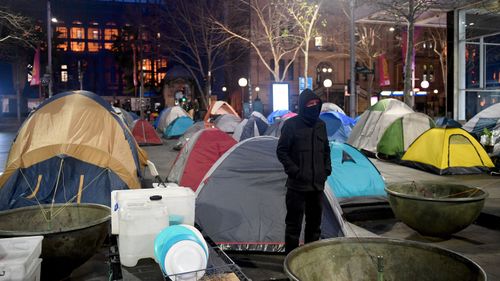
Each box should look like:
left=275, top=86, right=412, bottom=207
left=150, top=195, right=163, bottom=201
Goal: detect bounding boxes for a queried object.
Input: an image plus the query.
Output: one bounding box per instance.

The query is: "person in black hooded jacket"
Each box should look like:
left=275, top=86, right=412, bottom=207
left=276, top=89, right=331, bottom=254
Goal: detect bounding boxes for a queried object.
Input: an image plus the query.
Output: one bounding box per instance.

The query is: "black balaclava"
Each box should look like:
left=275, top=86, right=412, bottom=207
left=298, top=89, right=322, bottom=127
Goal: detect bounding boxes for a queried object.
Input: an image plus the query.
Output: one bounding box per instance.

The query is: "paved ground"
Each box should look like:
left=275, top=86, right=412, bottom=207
left=1, top=117, right=499, bottom=280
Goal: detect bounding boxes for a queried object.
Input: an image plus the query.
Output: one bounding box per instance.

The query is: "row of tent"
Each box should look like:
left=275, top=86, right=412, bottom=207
left=347, top=98, right=496, bottom=174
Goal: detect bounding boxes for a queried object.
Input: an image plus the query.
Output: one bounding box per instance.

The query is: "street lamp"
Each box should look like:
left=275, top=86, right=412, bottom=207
left=222, top=86, right=227, bottom=93
left=323, top=78, right=332, bottom=102
left=420, top=79, right=430, bottom=89
left=238, top=77, right=248, bottom=115
left=255, top=86, right=260, bottom=93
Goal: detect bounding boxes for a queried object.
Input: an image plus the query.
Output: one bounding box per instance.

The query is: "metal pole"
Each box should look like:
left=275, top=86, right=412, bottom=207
left=47, top=0, right=53, bottom=97
left=349, top=0, right=356, bottom=117
left=139, top=27, right=144, bottom=119
left=78, top=60, right=83, bottom=90
left=248, top=79, right=253, bottom=114
left=241, top=87, right=245, bottom=116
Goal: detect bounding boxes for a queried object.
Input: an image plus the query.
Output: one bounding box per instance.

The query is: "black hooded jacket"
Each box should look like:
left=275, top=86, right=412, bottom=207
left=276, top=89, right=331, bottom=192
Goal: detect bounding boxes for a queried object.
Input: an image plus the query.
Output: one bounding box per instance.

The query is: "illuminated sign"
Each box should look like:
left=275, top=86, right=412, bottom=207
left=272, top=83, right=289, bottom=111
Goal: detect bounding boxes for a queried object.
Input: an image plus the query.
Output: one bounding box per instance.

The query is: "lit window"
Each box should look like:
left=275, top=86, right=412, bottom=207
left=61, top=65, right=67, bottom=70
left=56, top=27, right=68, bottom=38
left=61, top=71, right=68, bottom=82
left=56, top=27, right=68, bottom=51
left=157, top=72, right=166, bottom=83
left=142, top=59, right=152, bottom=71
left=71, top=27, right=85, bottom=39
left=104, top=43, right=114, bottom=50
left=157, top=58, right=167, bottom=69
left=88, top=42, right=99, bottom=52
left=104, top=28, right=118, bottom=40
left=88, top=28, right=99, bottom=40
left=71, top=41, right=85, bottom=52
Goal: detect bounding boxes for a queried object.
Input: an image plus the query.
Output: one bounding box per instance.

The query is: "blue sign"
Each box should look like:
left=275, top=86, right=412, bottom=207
left=299, top=77, right=313, bottom=94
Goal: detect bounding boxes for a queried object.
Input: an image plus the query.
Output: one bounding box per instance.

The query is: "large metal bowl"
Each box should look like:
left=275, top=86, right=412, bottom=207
left=385, top=182, right=487, bottom=237
left=0, top=203, right=110, bottom=281
left=284, top=237, right=486, bottom=281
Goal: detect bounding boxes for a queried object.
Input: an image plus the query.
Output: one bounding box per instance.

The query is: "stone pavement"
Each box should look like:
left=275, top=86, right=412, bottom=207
left=0, top=121, right=499, bottom=280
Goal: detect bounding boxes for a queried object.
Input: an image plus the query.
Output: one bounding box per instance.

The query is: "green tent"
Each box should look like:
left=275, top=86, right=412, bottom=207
left=377, top=112, right=435, bottom=157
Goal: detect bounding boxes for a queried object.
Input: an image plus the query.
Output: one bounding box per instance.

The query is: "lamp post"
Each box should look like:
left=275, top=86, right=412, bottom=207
left=323, top=78, right=332, bottom=102
left=238, top=77, right=248, bottom=116
left=46, top=0, right=53, bottom=97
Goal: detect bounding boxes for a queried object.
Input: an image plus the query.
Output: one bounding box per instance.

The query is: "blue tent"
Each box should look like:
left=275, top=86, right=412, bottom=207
left=435, top=117, right=462, bottom=128
left=154, top=108, right=169, bottom=128
left=267, top=110, right=291, bottom=124
left=319, top=112, right=356, bottom=142
left=164, top=116, right=194, bottom=138
left=326, top=142, right=386, bottom=205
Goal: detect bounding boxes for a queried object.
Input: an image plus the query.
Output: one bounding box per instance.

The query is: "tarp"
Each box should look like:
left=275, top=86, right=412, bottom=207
left=164, top=116, right=194, bottom=138
left=174, top=121, right=209, bottom=150
left=319, top=112, right=356, bottom=142
left=401, top=128, right=494, bottom=175
left=168, top=128, right=236, bottom=191
left=156, top=106, right=190, bottom=133
left=435, top=117, right=462, bottom=128
left=327, top=142, right=386, bottom=205
left=321, top=103, right=345, bottom=115
left=463, top=103, right=500, bottom=137
left=267, top=110, right=291, bottom=124
left=264, top=119, right=286, bottom=138
left=233, top=116, right=268, bottom=142
left=0, top=91, right=148, bottom=210
left=204, top=101, right=239, bottom=122
left=347, top=98, right=413, bottom=154
left=214, top=114, right=242, bottom=133
left=131, top=119, right=163, bottom=146
left=250, top=111, right=269, bottom=124
left=377, top=112, right=435, bottom=157
left=195, top=136, right=347, bottom=252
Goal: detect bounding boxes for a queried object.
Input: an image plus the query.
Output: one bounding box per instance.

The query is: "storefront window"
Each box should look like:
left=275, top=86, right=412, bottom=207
left=485, top=44, right=500, bottom=88
left=465, top=43, right=480, bottom=88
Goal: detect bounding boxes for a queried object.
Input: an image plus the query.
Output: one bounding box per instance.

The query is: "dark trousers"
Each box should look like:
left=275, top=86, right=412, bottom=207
left=285, top=188, right=323, bottom=254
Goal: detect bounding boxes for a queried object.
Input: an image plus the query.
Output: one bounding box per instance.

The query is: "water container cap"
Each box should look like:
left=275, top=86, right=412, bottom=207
left=150, top=195, right=163, bottom=201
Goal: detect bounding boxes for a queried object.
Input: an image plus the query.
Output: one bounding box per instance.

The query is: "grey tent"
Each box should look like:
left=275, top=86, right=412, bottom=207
left=463, top=103, right=500, bottom=137
left=214, top=114, right=242, bottom=133
left=174, top=121, right=207, bottom=150
left=195, top=136, right=347, bottom=252
left=264, top=119, right=285, bottom=137
left=232, top=116, right=269, bottom=141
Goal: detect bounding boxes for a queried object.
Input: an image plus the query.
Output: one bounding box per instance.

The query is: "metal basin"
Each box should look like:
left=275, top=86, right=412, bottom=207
left=0, top=203, right=110, bottom=281
left=385, top=182, right=487, bottom=237
left=284, top=237, right=486, bottom=281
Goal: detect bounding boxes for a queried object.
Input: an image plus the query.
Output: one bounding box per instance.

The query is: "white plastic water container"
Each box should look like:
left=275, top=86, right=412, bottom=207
left=111, top=185, right=195, bottom=235
left=0, top=236, right=43, bottom=281
left=1, top=258, right=42, bottom=281
left=118, top=197, right=169, bottom=267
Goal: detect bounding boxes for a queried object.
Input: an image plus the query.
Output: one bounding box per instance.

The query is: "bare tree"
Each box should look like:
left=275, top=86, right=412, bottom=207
left=373, top=0, right=438, bottom=107
left=157, top=0, right=239, bottom=109
left=214, top=0, right=304, bottom=82
left=429, top=27, right=447, bottom=106
left=0, top=6, right=39, bottom=121
left=287, top=0, right=324, bottom=88
left=356, top=23, right=385, bottom=98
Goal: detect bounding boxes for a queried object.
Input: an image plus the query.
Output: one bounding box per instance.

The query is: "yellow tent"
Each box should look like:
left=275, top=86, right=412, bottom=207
left=401, top=128, right=494, bottom=175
